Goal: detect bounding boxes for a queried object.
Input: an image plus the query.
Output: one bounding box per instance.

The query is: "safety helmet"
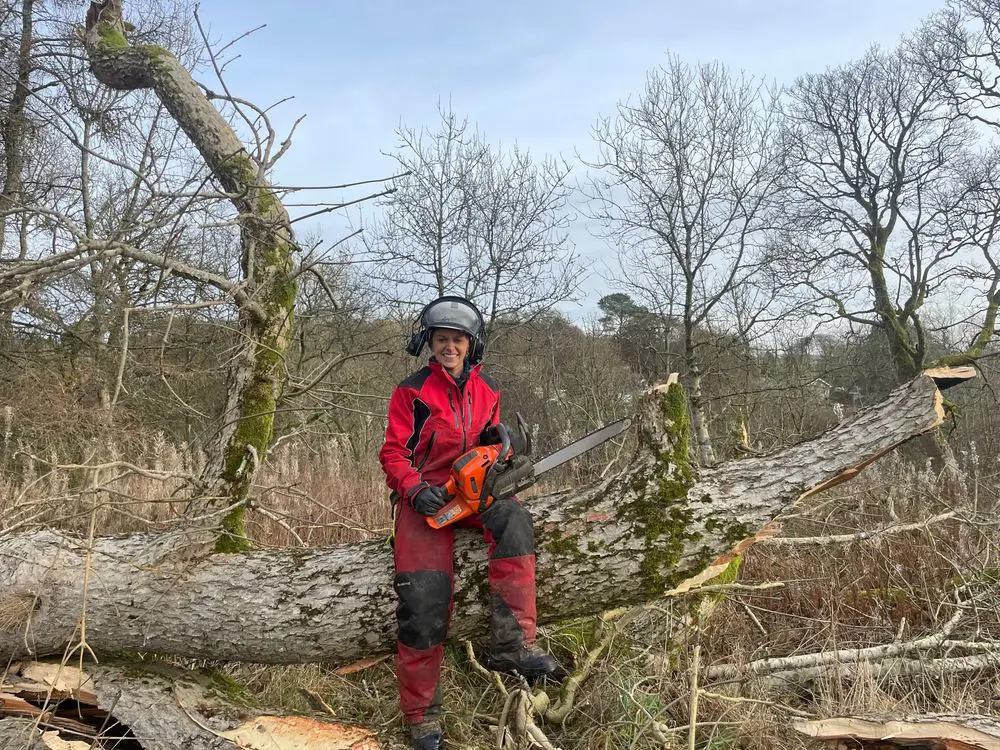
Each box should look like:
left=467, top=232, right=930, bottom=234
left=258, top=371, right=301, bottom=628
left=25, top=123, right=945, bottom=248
left=406, top=295, right=486, bottom=363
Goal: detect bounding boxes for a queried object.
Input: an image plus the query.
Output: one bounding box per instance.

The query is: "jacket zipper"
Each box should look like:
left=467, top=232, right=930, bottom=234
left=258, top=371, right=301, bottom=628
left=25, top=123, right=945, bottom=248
left=465, top=390, right=473, bottom=437
left=416, top=431, right=436, bottom=470
left=448, top=387, right=467, bottom=452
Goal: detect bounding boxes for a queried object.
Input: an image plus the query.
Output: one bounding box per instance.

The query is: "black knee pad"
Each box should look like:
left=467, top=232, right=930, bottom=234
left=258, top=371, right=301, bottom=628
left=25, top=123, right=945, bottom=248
left=394, top=570, right=452, bottom=650
left=481, top=498, right=534, bottom=559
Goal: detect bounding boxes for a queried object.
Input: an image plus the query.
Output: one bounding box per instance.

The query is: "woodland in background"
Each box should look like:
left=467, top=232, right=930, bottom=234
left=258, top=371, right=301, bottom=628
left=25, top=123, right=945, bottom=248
left=4, top=0, right=1000, bottom=748
left=3, top=0, right=1000, bottom=483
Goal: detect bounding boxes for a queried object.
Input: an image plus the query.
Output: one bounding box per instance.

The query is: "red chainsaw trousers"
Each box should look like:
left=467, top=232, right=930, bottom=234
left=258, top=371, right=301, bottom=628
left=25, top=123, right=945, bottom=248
left=392, top=495, right=537, bottom=725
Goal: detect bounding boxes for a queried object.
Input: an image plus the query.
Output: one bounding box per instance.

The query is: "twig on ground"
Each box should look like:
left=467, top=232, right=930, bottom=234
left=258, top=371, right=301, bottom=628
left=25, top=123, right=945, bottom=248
left=697, top=689, right=814, bottom=719
left=760, top=511, right=956, bottom=547
left=688, top=633, right=701, bottom=750
left=705, top=609, right=964, bottom=680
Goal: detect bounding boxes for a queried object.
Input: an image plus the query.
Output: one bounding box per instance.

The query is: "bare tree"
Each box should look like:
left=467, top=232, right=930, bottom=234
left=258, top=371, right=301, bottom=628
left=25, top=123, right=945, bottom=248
left=360, top=103, right=581, bottom=324
left=926, top=0, right=1000, bottom=126
left=780, top=42, right=1000, bottom=384
left=0, top=0, right=229, bottom=440
left=465, top=145, right=580, bottom=323
left=363, top=104, right=482, bottom=303
left=587, top=54, right=785, bottom=466
left=0, top=0, right=36, bottom=343
left=64, top=1, right=295, bottom=550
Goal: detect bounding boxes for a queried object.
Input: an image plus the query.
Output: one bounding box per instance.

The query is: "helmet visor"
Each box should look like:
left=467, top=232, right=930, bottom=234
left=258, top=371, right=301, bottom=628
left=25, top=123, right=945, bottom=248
left=423, top=298, right=481, bottom=338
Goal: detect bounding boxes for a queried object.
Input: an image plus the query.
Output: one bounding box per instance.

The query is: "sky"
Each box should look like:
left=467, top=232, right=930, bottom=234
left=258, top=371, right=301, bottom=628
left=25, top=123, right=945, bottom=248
left=193, top=0, right=949, bottom=318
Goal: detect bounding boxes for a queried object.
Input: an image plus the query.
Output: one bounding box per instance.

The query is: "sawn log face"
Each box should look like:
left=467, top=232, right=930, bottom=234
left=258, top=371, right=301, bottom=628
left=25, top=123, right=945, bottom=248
left=0, top=369, right=972, bottom=664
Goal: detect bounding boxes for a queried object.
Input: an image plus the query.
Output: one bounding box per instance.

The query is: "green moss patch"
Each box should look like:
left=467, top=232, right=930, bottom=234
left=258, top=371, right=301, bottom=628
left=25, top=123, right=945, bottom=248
left=619, top=382, right=701, bottom=595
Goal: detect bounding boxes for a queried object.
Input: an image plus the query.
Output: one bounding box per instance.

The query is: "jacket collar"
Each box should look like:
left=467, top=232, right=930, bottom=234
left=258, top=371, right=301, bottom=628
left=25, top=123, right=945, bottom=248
left=428, top=358, right=480, bottom=385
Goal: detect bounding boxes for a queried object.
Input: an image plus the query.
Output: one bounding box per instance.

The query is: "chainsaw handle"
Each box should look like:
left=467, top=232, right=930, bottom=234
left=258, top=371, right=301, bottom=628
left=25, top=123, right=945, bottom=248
left=496, top=422, right=511, bottom=463
left=515, top=412, right=532, bottom=456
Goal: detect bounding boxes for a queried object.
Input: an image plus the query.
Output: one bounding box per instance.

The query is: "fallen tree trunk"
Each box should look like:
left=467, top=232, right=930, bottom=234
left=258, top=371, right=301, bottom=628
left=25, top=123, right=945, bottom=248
left=0, top=368, right=974, bottom=664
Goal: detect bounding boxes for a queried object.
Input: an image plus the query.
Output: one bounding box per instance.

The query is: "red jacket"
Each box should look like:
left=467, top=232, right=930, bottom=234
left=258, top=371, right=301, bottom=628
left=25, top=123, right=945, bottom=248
left=379, top=360, right=501, bottom=503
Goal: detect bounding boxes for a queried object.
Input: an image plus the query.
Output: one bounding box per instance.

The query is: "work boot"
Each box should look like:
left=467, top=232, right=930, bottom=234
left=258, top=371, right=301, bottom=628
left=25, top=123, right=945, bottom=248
left=486, top=641, right=564, bottom=682
left=409, top=719, right=443, bottom=750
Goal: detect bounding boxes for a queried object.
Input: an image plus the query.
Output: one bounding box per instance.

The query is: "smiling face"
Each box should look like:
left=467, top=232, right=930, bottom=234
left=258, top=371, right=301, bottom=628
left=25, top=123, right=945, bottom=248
left=429, top=328, right=471, bottom=377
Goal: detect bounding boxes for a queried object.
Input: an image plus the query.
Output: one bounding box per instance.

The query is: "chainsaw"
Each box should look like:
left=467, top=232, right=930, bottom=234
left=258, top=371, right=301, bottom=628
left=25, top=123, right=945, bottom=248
left=427, top=414, right=633, bottom=529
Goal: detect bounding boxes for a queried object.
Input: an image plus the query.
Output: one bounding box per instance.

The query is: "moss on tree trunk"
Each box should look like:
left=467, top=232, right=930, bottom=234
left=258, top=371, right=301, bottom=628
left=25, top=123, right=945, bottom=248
left=83, top=1, right=298, bottom=550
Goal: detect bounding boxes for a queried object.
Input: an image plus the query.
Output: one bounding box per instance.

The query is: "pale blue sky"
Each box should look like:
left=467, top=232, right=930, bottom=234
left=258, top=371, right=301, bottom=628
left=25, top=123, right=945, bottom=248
left=193, top=0, right=948, bottom=315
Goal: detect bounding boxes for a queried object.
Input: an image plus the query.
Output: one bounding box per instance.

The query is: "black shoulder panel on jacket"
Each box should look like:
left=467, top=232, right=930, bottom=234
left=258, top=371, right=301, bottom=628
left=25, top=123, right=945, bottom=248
left=399, top=366, right=432, bottom=391
left=479, top=370, right=500, bottom=393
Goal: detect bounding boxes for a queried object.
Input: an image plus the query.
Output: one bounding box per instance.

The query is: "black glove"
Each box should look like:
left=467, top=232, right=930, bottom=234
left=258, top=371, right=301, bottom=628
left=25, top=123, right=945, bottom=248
left=479, top=423, right=528, bottom=456
left=412, top=485, right=447, bottom=516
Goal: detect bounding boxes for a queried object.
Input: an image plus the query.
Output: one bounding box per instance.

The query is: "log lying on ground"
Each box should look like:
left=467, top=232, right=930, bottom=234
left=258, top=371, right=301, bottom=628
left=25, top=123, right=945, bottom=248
left=703, top=608, right=1000, bottom=690
left=0, top=659, right=379, bottom=750
left=0, top=368, right=974, bottom=665
left=793, top=714, right=1000, bottom=750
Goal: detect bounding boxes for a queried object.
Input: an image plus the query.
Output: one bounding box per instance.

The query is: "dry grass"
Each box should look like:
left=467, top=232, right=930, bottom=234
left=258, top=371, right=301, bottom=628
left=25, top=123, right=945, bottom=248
left=0, top=432, right=390, bottom=543
left=247, top=438, right=392, bottom=546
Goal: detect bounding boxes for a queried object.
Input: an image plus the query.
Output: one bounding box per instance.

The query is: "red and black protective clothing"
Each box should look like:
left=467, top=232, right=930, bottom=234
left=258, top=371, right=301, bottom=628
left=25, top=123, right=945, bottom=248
left=379, top=360, right=537, bottom=725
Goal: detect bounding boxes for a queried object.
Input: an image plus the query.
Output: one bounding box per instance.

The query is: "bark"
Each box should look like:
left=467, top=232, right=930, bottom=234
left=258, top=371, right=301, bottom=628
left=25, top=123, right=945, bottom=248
left=793, top=714, right=1000, bottom=750
left=0, top=0, right=34, bottom=345
left=82, top=0, right=298, bottom=547
left=0, top=719, right=48, bottom=750
left=685, top=358, right=717, bottom=467
left=0, top=659, right=380, bottom=750
left=0, top=367, right=973, bottom=666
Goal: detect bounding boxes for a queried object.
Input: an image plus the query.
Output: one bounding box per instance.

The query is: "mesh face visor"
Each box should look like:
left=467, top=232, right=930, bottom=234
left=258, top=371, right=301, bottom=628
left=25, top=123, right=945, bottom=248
left=422, top=299, right=481, bottom=337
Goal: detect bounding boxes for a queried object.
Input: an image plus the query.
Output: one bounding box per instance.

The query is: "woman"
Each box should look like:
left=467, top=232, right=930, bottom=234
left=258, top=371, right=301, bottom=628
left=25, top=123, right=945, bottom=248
left=378, top=295, right=558, bottom=750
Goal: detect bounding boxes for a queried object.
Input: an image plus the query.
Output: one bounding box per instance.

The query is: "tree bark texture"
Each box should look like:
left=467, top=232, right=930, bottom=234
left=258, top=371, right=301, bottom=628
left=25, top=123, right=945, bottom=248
left=0, top=0, right=34, bottom=345
left=82, top=0, right=298, bottom=544
left=1, top=660, right=380, bottom=750
left=0, top=719, right=48, bottom=750
left=0, top=368, right=973, bottom=665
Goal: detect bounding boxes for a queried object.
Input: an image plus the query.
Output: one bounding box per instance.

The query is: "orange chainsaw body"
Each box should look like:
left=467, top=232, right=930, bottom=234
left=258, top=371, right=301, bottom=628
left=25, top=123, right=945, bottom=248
left=426, top=443, right=504, bottom=529
left=424, top=414, right=630, bottom=530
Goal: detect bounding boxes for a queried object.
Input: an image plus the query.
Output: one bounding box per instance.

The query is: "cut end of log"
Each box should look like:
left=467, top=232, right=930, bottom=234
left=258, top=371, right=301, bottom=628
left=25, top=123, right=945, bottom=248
left=221, top=715, right=381, bottom=749
left=651, top=372, right=680, bottom=392
left=636, top=373, right=691, bottom=463
left=793, top=715, right=1000, bottom=750
left=924, top=365, right=977, bottom=391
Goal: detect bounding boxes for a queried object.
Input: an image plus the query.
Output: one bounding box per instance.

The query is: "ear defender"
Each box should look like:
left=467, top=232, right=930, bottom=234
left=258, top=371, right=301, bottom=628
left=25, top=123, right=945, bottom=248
left=406, top=330, right=427, bottom=357
left=470, top=337, right=485, bottom=364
